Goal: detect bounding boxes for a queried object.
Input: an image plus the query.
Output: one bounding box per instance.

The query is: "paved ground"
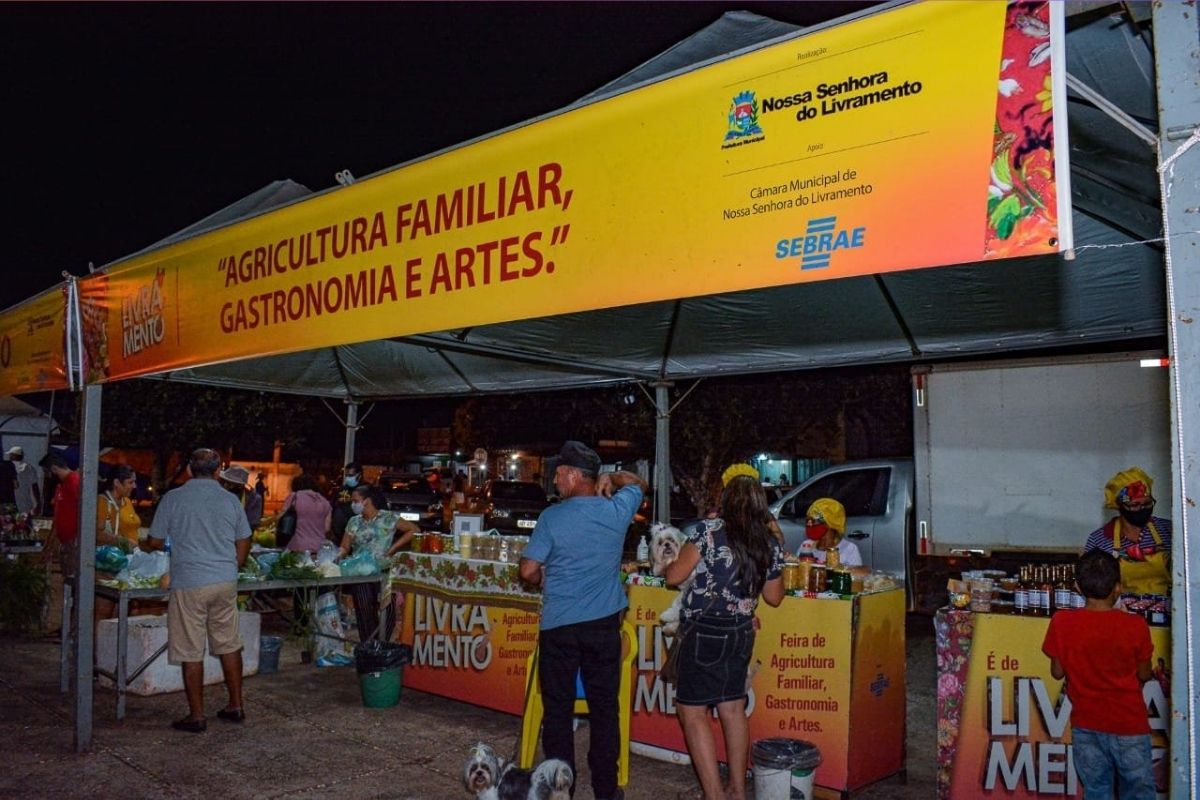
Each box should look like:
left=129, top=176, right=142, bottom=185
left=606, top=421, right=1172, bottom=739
left=0, top=616, right=935, bottom=800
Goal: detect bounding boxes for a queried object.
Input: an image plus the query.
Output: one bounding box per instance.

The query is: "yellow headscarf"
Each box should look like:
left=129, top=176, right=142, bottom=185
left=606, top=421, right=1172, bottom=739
left=721, top=463, right=759, bottom=486
left=806, top=497, right=846, bottom=534
left=1104, top=467, right=1154, bottom=509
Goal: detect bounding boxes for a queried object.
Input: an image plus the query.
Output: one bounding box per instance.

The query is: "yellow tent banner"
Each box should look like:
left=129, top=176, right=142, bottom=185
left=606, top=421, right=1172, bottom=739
left=79, top=0, right=1064, bottom=383
left=0, top=288, right=70, bottom=395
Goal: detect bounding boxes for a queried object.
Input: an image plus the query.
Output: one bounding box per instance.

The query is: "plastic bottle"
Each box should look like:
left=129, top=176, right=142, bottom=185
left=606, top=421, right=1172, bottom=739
left=636, top=533, right=649, bottom=563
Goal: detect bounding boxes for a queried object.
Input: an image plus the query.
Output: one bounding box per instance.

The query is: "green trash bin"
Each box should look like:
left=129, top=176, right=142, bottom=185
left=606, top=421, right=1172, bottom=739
left=358, top=667, right=402, bottom=708
left=354, top=641, right=410, bottom=709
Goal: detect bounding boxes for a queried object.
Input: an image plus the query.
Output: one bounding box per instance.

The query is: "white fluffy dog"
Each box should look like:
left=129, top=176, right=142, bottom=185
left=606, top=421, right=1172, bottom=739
left=462, top=742, right=573, bottom=800
left=651, top=522, right=695, bottom=636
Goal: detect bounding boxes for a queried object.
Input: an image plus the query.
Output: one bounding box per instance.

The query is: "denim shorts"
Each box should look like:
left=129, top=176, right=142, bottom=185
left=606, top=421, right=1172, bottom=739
left=1072, top=728, right=1157, bottom=800
left=674, top=614, right=755, bottom=707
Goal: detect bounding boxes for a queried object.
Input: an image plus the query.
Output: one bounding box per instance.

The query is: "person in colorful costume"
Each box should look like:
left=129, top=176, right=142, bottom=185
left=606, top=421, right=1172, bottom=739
left=1083, top=467, right=1171, bottom=595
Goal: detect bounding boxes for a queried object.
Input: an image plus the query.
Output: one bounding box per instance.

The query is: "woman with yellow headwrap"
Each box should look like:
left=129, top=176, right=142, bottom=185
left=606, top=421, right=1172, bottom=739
left=720, top=463, right=784, bottom=545
left=1083, top=467, right=1172, bottom=595
left=796, top=497, right=864, bottom=568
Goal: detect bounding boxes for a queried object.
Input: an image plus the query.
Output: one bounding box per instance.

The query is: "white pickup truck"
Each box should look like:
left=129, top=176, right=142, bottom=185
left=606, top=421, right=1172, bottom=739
left=769, top=352, right=1171, bottom=612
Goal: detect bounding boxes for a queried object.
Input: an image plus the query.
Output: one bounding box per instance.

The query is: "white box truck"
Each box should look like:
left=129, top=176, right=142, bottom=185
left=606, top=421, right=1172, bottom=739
left=769, top=352, right=1171, bottom=611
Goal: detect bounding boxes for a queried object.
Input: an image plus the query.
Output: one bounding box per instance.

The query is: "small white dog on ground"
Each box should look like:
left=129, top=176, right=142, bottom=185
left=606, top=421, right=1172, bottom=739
left=650, top=522, right=695, bottom=636
left=462, top=742, right=573, bottom=800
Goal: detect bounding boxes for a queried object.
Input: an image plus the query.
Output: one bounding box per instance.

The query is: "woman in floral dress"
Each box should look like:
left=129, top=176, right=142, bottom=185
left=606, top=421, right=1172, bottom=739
left=337, top=484, right=418, bottom=641
left=665, top=475, right=785, bottom=800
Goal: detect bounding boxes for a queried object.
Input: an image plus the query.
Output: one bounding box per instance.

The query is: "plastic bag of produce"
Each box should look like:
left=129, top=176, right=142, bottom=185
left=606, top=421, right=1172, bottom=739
left=238, top=554, right=264, bottom=582
left=313, top=591, right=353, bottom=667
left=316, top=541, right=338, bottom=566
left=315, top=561, right=341, bottom=578
left=129, top=549, right=168, bottom=578
left=95, top=545, right=129, bottom=574
left=255, top=551, right=281, bottom=575
left=117, top=549, right=170, bottom=588
left=340, top=550, right=379, bottom=577
left=268, top=551, right=318, bottom=581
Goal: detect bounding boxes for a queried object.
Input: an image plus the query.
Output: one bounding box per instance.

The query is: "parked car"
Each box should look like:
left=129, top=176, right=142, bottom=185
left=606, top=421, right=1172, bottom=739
left=379, top=473, right=444, bottom=531
left=483, top=480, right=549, bottom=533
left=768, top=460, right=912, bottom=573
left=634, top=489, right=702, bottom=528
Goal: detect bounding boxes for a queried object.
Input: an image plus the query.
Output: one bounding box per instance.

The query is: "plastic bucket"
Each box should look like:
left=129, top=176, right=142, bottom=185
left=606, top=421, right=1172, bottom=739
left=751, top=738, right=822, bottom=800
left=358, top=667, right=402, bottom=708
left=259, top=635, right=283, bottom=675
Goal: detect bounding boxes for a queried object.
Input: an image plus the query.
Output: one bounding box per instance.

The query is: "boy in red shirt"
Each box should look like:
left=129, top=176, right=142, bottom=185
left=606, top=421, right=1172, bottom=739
left=1042, top=551, right=1155, bottom=800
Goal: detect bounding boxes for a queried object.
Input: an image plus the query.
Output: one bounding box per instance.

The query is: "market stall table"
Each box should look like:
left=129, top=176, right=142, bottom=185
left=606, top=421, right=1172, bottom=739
left=392, top=553, right=907, bottom=797
left=89, top=573, right=390, bottom=720
left=626, top=582, right=906, bottom=798
left=935, top=608, right=1172, bottom=799
left=0, top=543, right=42, bottom=557
left=393, top=551, right=540, bottom=714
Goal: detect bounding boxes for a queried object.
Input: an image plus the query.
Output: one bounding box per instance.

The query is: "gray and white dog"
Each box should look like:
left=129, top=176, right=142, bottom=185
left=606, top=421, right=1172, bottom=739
left=650, top=522, right=694, bottom=636
left=462, top=742, right=573, bottom=800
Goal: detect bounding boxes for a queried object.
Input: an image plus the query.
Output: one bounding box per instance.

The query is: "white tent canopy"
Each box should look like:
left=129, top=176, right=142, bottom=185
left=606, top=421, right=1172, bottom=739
left=0, top=395, right=57, bottom=474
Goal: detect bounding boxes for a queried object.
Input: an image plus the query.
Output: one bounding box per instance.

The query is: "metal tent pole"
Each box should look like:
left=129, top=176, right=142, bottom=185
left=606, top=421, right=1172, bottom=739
left=343, top=401, right=359, bottom=467
left=652, top=382, right=671, bottom=524
left=1151, top=2, right=1200, bottom=794
left=73, top=383, right=102, bottom=752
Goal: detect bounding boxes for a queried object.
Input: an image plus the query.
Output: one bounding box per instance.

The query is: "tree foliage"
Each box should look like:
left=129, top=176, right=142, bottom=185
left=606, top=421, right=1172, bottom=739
left=94, top=380, right=321, bottom=488
left=451, top=366, right=911, bottom=517
left=452, top=387, right=654, bottom=455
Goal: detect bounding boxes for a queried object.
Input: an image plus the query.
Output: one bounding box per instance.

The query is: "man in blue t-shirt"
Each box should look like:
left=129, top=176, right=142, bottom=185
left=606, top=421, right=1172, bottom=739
left=520, top=441, right=645, bottom=800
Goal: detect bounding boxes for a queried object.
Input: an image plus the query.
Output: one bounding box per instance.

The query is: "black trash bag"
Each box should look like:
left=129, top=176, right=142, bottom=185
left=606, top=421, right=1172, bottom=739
left=354, top=641, right=411, bottom=675
left=751, top=738, right=822, bottom=772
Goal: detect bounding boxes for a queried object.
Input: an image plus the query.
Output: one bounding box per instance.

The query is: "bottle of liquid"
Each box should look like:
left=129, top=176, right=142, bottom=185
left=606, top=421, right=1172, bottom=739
left=636, top=533, right=649, bottom=564
left=1054, top=566, right=1072, bottom=612
left=1041, top=566, right=1057, bottom=615
left=1014, top=566, right=1029, bottom=616
left=1029, top=566, right=1046, bottom=616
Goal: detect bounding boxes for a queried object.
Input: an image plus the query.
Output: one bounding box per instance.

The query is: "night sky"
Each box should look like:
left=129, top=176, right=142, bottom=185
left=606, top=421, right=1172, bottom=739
left=2, top=1, right=876, bottom=310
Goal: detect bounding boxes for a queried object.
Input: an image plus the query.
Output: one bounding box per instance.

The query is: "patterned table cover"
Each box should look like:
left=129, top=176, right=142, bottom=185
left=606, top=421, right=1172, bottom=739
left=390, top=551, right=541, bottom=611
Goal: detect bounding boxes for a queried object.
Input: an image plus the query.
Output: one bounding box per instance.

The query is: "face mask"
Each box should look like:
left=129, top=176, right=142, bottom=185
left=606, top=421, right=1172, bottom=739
left=1120, top=507, right=1153, bottom=528
left=350, top=501, right=365, bottom=515
left=806, top=523, right=829, bottom=541
left=344, top=475, right=359, bottom=488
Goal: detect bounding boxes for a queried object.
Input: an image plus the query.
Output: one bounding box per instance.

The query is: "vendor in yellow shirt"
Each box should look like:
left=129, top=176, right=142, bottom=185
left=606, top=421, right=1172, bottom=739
left=96, top=464, right=142, bottom=548
left=95, top=464, right=145, bottom=647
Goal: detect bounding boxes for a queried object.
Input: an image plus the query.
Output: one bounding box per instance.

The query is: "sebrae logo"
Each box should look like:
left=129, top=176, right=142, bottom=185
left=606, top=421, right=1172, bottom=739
left=775, top=216, right=866, bottom=270
left=722, top=90, right=765, bottom=149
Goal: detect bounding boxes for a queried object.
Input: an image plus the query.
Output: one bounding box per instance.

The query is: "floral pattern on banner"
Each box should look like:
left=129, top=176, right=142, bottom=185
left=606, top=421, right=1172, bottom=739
left=985, top=1, right=1058, bottom=258
left=935, top=608, right=976, bottom=800
left=391, top=552, right=540, bottom=604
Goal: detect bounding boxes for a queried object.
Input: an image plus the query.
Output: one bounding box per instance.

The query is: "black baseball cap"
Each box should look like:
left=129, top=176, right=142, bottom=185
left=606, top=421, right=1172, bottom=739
left=558, top=441, right=600, bottom=474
